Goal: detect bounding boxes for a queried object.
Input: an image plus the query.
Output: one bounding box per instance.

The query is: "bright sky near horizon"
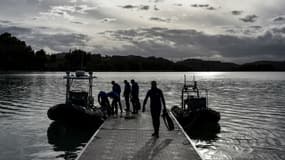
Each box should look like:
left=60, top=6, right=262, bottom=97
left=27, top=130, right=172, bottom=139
left=0, top=0, right=285, bottom=63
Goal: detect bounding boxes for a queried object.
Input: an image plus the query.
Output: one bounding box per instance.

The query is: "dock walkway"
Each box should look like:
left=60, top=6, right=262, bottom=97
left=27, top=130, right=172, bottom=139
left=76, top=111, right=202, bottom=160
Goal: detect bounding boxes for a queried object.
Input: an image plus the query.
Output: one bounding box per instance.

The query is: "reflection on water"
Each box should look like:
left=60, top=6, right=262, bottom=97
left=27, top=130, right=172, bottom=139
left=186, top=123, right=221, bottom=141
left=0, top=72, right=285, bottom=160
left=47, top=122, right=97, bottom=160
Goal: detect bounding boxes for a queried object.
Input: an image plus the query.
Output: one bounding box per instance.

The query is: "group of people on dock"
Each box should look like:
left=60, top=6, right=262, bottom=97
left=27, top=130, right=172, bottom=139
left=98, top=80, right=167, bottom=138
left=98, top=79, right=141, bottom=116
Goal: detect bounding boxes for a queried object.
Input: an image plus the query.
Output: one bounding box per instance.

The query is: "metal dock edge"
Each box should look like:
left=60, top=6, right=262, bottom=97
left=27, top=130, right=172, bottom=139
left=75, top=123, right=105, bottom=160
left=169, top=111, right=204, bottom=160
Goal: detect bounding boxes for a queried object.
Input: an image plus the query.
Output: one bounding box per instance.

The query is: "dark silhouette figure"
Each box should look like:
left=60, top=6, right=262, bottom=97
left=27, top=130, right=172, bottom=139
left=142, top=81, right=166, bottom=138
left=130, top=79, right=140, bottom=114
left=111, top=81, right=122, bottom=113
left=107, top=91, right=120, bottom=115
left=98, top=91, right=112, bottom=116
left=123, top=80, right=131, bottom=112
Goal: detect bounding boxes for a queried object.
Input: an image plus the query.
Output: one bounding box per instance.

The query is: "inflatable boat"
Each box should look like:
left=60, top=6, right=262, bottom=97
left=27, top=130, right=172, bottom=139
left=47, top=72, right=104, bottom=127
left=171, top=76, right=220, bottom=133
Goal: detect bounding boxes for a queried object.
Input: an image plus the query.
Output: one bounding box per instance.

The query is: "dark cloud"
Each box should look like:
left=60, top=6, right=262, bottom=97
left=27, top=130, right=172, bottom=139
left=240, top=14, right=258, bottom=23
left=271, top=26, right=285, bottom=34
left=71, top=21, right=84, bottom=24
left=103, top=27, right=285, bottom=62
left=100, top=18, right=117, bottom=23
left=149, top=17, right=170, bottom=22
left=191, top=4, right=209, bottom=8
left=174, top=3, right=183, bottom=7
left=207, top=7, right=216, bottom=10
left=153, top=0, right=164, bottom=2
left=140, top=5, right=149, bottom=10
left=249, top=25, right=262, bottom=29
left=30, top=33, right=90, bottom=52
left=231, top=10, right=243, bottom=15
left=198, top=4, right=209, bottom=7
left=191, top=4, right=216, bottom=11
left=0, top=25, right=31, bottom=35
left=225, top=29, right=236, bottom=34
left=0, top=24, right=90, bottom=52
left=120, top=5, right=149, bottom=10
left=0, top=20, right=11, bottom=24
left=121, top=5, right=136, bottom=9
left=154, top=5, right=159, bottom=11
left=273, top=16, right=285, bottom=22
left=224, top=25, right=263, bottom=35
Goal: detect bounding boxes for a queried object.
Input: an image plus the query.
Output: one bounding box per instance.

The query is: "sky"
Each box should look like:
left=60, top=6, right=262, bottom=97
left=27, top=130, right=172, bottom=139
left=0, top=0, right=285, bottom=63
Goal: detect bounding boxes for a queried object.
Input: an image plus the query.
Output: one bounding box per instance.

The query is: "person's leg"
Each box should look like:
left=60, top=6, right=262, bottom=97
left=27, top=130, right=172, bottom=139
left=125, top=96, right=130, bottom=111
left=111, top=100, right=115, bottom=115
left=151, top=110, right=156, bottom=134
left=105, top=99, right=112, bottom=116
left=154, top=113, right=160, bottom=135
left=131, top=98, right=136, bottom=113
left=112, top=99, right=117, bottom=115
left=118, top=96, right=122, bottom=112
left=151, top=108, right=161, bottom=137
left=115, top=100, right=118, bottom=114
left=156, top=110, right=161, bottom=135
left=134, top=97, right=139, bottom=113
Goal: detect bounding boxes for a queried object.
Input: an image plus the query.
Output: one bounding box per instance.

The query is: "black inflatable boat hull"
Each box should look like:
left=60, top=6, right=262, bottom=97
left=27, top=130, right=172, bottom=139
left=47, top=104, right=104, bottom=127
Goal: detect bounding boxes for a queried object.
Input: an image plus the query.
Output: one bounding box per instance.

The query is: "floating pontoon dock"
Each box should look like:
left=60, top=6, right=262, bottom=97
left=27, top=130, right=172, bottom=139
left=76, top=111, right=203, bottom=160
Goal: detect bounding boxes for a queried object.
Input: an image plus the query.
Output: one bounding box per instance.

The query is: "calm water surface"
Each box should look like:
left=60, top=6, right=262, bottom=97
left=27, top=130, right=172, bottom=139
left=0, top=72, right=284, bottom=160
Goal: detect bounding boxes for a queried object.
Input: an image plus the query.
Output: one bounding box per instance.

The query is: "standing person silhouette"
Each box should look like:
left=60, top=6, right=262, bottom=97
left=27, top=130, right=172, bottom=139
left=142, top=81, right=166, bottom=138
left=111, top=81, right=122, bottom=113
left=123, top=80, right=131, bottom=112
left=130, top=79, right=140, bottom=114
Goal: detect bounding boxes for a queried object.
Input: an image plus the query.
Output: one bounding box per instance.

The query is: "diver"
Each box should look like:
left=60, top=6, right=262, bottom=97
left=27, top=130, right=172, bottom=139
left=98, top=91, right=112, bottom=117
left=107, top=91, right=120, bottom=115
left=130, top=79, right=140, bottom=114
left=111, top=81, right=122, bottom=113
left=142, top=81, right=166, bottom=138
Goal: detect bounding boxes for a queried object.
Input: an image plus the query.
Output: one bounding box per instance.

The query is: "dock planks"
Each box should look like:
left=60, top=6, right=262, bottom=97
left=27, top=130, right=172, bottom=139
left=76, top=111, right=202, bottom=160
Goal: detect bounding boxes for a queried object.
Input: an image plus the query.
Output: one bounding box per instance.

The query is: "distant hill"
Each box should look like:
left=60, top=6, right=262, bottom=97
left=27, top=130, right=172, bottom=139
left=175, top=59, right=239, bottom=71
left=239, top=61, right=285, bottom=71
left=1, top=32, right=285, bottom=71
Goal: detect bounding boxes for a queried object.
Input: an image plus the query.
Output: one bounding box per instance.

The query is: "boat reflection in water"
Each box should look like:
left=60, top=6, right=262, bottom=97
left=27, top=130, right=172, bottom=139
left=47, top=121, right=97, bottom=160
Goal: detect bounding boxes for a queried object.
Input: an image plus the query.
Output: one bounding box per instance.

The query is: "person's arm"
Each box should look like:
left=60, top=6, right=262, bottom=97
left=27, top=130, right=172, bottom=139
left=160, top=90, right=167, bottom=113
left=142, top=91, right=150, bottom=112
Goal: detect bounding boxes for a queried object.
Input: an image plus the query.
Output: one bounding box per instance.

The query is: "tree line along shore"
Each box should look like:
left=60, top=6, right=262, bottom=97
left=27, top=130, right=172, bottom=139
left=1, top=32, right=285, bottom=71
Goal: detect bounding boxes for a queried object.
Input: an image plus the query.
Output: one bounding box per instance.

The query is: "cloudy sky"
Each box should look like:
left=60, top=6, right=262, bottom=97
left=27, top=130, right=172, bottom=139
left=1, top=0, right=285, bottom=63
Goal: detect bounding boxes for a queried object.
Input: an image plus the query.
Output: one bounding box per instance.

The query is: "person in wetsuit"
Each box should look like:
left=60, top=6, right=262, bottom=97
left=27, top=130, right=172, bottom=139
left=98, top=91, right=112, bottom=116
left=111, top=81, right=122, bottom=113
left=123, top=80, right=131, bottom=112
left=107, top=91, right=120, bottom=115
left=142, top=81, right=166, bottom=138
left=130, top=79, right=140, bottom=114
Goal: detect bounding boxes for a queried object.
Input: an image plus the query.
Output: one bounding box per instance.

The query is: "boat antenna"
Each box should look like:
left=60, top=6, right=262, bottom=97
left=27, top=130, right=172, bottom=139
left=184, top=75, right=186, bottom=85
left=193, top=74, right=197, bottom=90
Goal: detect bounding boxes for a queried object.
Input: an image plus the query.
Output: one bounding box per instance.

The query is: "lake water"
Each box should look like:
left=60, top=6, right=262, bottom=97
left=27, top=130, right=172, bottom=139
left=0, top=72, right=284, bottom=160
